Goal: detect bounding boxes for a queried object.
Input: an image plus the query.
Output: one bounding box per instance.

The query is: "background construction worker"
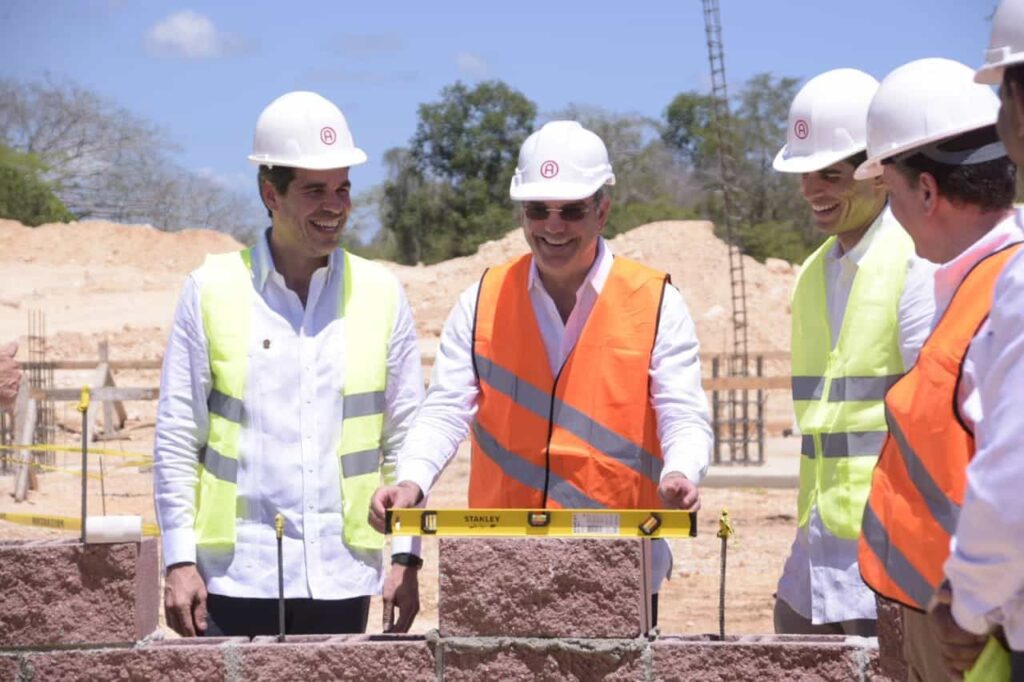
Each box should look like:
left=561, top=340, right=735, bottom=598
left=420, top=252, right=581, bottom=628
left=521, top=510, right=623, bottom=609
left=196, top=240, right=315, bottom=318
left=930, top=1, right=1024, bottom=678
left=770, top=68, right=936, bottom=637
left=154, top=91, right=425, bottom=638
left=368, top=120, right=714, bottom=624
left=0, top=341, right=22, bottom=410
left=854, top=58, right=1020, bottom=681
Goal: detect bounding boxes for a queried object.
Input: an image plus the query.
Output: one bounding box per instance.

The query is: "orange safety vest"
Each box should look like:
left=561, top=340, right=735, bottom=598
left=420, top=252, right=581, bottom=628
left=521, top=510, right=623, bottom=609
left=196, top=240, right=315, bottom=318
left=470, top=254, right=668, bottom=509
left=859, top=243, right=1023, bottom=610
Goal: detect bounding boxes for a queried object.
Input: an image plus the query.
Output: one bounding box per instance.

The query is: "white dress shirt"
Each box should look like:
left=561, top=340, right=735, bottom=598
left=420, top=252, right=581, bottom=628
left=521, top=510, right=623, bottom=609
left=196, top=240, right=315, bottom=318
left=777, top=208, right=937, bottom=625
left=154, top=230, right=423, bottom=600
left=396, top=238, right=714, bottom=590
left=945, top=210, right=1024, bottom=649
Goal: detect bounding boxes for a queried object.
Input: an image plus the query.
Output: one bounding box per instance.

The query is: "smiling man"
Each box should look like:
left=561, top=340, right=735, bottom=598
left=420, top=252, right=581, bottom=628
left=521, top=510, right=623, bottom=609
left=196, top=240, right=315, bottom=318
left=770, top=69, right=935, bottom=637
left=154, top=91, right=424, bottom=638
left=369, top=120, right=713, bottom=625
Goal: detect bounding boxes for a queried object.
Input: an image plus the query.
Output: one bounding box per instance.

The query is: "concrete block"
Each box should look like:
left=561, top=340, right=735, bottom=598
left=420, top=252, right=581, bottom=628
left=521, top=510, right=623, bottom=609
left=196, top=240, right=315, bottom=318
left=0, top=654, right=23, bottom=681
left=440, top=637, right=646, bottom=682
left=22, top=644, right=228, bottom=682
left=439, top=538, right=651, bottom=638
left=237, top=636, right=435, bottom=681
left=653, top=635, right=877, bottom=681
left=0, top=537, right=159, bottom=646
left=875, top=595, right=907, bottom=681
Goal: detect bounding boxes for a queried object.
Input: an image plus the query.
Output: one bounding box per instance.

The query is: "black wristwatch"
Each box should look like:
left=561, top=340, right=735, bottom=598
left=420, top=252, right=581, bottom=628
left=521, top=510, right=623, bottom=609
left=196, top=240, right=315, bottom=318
left=391, top=552, right=424, bottom=569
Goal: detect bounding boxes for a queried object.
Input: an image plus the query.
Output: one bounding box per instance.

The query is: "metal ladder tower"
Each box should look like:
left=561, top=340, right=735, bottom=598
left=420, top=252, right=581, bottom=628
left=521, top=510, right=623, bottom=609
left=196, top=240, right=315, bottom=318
left=700, top=0, right=756, bottom=462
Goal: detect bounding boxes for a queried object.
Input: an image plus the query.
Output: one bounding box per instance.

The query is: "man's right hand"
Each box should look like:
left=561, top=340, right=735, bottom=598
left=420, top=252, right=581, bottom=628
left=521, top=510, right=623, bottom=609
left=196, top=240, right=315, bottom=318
left=369, top=481, right=423, bottom=533
left=164, top=562, right=208, bottom=637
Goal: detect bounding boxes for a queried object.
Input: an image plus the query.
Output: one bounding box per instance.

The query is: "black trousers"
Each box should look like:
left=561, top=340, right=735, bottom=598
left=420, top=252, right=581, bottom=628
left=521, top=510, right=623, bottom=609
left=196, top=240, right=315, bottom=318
left=204, top=593, right=370, bottom=638
left=1012, top=648, right=1024, bottom=682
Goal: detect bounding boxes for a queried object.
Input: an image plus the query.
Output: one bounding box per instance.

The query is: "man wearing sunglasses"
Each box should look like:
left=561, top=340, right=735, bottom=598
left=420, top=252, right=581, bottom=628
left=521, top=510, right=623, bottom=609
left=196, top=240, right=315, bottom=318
left=370, top=120, right=713, bottom=624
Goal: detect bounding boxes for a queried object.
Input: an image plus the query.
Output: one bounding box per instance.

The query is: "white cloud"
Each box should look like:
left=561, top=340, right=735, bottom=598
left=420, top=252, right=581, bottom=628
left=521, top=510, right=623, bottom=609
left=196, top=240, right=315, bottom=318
left=144, top=10, right=245, bottom=59
left=456, top=52, right=489, bottom=80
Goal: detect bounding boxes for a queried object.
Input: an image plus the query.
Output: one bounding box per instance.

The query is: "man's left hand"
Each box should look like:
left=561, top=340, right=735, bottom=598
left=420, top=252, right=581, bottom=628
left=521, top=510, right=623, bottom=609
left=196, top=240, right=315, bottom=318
left=658, top=472, right=701, bottom=511
left=927, top=581, right=988, bottom=678
left=382, top=562, right=420, bottom=633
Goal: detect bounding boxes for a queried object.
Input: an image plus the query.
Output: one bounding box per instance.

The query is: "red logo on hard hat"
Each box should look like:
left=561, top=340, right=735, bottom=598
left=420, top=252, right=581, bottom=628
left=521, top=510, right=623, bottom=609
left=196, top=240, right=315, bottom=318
left=540, top=160, right=559, bottom=178
left=794, top=119, right=809, bottom=140
left=320, top=127, right=337, bottom=145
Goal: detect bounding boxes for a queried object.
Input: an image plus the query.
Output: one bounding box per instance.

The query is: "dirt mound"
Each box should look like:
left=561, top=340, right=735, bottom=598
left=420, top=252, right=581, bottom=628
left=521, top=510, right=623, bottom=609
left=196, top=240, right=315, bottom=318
left=1, top=218, right=794, bottom=358
left=388, top=221, right=795, bottom=354
left=0, top=219, right=243, bottom=272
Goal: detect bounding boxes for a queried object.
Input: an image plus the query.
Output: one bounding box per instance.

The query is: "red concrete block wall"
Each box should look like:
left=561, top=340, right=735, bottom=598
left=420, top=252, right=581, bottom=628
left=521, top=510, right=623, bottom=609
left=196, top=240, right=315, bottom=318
left=438, top=538, right=652, bottom=638
left=653, top=635, right=882, bottom=681
left=0, top=537, right=159, bottom=647
left=875, top=595, right=908, bottom=681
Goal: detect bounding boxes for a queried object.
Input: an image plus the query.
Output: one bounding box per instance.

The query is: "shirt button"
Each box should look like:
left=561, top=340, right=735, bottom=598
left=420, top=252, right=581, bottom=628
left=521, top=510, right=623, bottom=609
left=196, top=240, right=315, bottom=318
left=308, top=504, right=314, bottom=511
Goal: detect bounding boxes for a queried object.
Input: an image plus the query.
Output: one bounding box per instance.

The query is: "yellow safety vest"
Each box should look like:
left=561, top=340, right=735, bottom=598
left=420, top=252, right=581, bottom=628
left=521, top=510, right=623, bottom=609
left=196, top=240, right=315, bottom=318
left=791, top=219, right=913, bottom=539
left=194, top=248, right=397, bottom=551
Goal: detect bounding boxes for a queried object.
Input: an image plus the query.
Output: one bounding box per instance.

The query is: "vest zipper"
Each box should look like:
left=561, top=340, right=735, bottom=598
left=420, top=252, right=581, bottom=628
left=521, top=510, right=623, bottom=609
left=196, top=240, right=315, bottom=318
left=542, top=360, right=570, bottom=508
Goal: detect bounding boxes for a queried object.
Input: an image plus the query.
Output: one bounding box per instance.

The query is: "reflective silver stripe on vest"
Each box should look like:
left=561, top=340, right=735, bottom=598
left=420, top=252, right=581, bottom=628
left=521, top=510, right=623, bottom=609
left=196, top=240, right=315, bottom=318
left=343, top=391, right=386, bottom=419
left=474, top=355, right=663, bottom=485
left=341, top=448, right=381, bottom=478
left=829, top=375, right=903, bottom=402
left=199, top=445, right=238, bottom=484
left=887, top=407, right=961, bottom=536
left=861, top=504, right=935, bottom=609
left=818, top=431, right=887, bottom=458
left=791, top=376, right=825, bottom=401
left=801, top=435, right=815, bottom=458
left=208, top=389, right=245, bottom=424
left=472, top=422, right=604, bottom=510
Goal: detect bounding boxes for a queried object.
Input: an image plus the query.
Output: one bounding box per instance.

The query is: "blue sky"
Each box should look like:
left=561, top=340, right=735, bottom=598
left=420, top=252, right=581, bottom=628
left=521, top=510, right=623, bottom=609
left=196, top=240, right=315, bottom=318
left=0, top=0, right=999, bottom=207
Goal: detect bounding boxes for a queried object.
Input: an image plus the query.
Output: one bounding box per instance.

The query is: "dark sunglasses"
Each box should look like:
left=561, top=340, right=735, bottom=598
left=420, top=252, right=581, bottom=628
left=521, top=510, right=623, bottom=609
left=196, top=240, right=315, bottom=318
left=522, top=201, right=594, bottom=222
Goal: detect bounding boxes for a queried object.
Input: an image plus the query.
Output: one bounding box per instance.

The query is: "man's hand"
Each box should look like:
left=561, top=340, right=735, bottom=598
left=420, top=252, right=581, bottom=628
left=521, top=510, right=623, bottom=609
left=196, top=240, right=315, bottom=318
left=927, top=581, right=987, bottom=678
left=0, top=341, right=22, bottom=411
left=658, top=472, right=701, bottom=511
left=369, top=481, right=423, bottom=533
left=382, top=563, right=420, bottom=633
left=164, top=563, right=208, bottom=637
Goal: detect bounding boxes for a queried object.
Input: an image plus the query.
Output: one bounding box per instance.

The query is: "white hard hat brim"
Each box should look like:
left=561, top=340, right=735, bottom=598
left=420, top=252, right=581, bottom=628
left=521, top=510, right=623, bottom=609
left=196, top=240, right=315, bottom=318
left=975, top=51, right=1024, bottom=85
left=247, top=148, right=368, bottom=170
left=510, top=178, right=614, bottom=202
left=975, top=63, right=1004, bottom=85
left=772, top=144, right=867, bottom=174
left=854, top=121, right=998, bottom=181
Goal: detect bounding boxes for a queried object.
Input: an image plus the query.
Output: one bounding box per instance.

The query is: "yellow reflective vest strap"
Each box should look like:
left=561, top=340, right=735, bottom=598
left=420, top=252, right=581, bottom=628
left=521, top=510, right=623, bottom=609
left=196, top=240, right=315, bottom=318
left=196, top=248, right=253, bottom=548
left=964, top=636, right=1011, bottom=682
left=337, top=251, right=396, bottom=550
left=194, top=248, right=396, bottom=551
left=790, top=220, right=912, bottom=539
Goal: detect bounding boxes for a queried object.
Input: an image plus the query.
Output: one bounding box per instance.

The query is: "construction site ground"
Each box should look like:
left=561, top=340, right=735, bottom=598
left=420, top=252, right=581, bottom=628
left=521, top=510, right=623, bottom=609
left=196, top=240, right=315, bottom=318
left=0, top=218, right=803, bottom=638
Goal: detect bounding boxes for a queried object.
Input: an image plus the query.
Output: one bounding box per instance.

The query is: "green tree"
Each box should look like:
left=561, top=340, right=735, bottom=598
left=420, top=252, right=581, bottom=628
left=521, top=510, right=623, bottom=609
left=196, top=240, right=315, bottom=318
left=0, top=78, right=262, bottom=239
left=381, top=80, right=536, bottom=264
left=663, top=73, right=821, bottom=263
left=0, top=145, right=74, bottom=226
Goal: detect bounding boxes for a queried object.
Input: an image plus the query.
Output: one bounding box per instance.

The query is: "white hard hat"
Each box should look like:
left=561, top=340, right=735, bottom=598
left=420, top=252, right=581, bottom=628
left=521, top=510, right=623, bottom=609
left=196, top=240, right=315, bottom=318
left=976, top=0, right=1024, bottom=85
left=854, top=58, right=1001, bottom=180
left=773, top=68, right=879, bottom=173
left=509, top=121, right=615, bottom=202
left=248, top=91, right=367, bottom=170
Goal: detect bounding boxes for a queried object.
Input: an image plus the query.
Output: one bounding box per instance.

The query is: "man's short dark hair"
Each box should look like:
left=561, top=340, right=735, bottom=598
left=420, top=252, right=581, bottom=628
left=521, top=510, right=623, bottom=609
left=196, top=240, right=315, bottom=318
left=1005, top=63, right=1024, bottom=95
left=257, top=165, right=296, bottom=218
left=891, top=126, right=1016, bottom=212
left=843, top=151, right=868, bottom=170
